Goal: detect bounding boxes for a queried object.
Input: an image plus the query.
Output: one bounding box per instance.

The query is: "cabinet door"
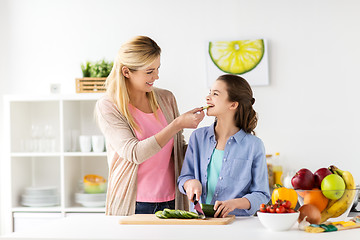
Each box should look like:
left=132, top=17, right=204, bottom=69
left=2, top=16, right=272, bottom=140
left=13, top=212, right=63, bottom=232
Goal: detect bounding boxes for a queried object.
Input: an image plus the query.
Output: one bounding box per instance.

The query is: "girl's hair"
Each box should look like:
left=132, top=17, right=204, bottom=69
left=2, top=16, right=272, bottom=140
left=217, top=74, right=258, bottom=135
left=105, top=36, right=161, bottom=131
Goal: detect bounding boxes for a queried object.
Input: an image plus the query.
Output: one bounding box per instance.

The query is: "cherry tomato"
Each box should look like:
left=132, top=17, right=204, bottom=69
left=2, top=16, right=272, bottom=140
left=276, top=206, right=286, bottom=214
left=286, top=208, right=296, bottom=213
left=266, top=205, right=272, bottom=213
left=269, top=206, right=276, bottom=213
left=260, top=204, right=267, bottom=213
left=281, top=200, right=291, bottom=209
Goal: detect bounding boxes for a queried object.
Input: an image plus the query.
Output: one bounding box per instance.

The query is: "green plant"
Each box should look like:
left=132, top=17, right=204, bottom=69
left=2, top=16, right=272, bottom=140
left=81, top=61, right=91, bottom=77
left=81, top=59, right=113, bottom=78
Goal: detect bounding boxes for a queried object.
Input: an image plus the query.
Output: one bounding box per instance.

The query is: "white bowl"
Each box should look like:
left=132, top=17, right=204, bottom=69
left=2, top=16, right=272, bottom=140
left=257, top=211, right=300, bottom=231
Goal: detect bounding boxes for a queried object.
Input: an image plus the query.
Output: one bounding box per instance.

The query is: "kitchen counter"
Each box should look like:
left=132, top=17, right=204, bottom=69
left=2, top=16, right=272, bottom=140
left=1, top=212, right=360, bottom=240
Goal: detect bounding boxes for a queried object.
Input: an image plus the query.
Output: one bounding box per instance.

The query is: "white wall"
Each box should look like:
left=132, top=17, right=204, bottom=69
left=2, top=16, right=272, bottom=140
left=1, top=0, right=360, bottom=234
left=0, top=0, right=10, bottom=235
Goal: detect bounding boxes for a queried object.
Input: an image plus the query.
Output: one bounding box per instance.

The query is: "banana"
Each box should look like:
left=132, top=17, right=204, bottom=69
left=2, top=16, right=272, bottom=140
left=320, top=165, right=356, bottom=223
left=330, top=166, right=356, bottom=217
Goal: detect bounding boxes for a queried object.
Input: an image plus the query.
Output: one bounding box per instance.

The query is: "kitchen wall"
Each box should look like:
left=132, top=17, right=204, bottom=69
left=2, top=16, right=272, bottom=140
left=0, top=0, right=10, bottom=235
left=1, top=0, right=360, bottom=234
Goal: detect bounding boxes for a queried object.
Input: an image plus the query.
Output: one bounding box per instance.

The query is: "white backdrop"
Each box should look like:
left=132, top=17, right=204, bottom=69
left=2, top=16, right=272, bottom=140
left=1, top=0, right=360, bottom=234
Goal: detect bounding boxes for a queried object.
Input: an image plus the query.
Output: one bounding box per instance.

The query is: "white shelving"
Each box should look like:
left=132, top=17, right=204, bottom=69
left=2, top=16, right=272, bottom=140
left=3, top=93, right=108, bottom=233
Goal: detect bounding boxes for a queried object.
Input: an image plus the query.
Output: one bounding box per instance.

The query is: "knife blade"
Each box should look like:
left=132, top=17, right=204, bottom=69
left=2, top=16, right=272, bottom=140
left=193, top=195, right=206, bottom=219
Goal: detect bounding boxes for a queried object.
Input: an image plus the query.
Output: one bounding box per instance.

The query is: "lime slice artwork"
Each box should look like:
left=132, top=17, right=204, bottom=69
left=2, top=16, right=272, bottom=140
left=209, top=40, right=264, bottom=75
left=206, top=39, right=269, bottom=86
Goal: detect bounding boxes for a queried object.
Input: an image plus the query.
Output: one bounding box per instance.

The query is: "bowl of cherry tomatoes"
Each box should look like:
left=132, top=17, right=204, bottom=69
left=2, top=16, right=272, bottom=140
left=257, top=200, right=299, bottom=231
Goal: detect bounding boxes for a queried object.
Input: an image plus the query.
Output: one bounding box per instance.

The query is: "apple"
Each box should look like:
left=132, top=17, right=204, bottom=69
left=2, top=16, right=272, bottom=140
left=314, top=167, right=332, bottom=188
left=291, top=168, right=315, bottom=190
left=321, top=174, right=345, bottom=200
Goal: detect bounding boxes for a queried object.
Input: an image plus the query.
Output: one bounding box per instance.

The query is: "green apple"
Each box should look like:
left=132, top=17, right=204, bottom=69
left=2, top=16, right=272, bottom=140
left=321, top=174, right=345, bottom=200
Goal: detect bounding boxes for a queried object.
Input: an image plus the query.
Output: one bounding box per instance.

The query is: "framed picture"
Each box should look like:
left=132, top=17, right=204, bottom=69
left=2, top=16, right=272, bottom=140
left=206, top=39, right=269, bottom=87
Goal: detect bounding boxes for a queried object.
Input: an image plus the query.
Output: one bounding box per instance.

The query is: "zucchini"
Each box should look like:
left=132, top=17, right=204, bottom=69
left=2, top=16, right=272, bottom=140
left=201, top=204, right=216, bottom=217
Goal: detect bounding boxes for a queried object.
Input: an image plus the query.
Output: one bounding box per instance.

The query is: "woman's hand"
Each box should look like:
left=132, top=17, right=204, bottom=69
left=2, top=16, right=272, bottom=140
left=183, top=179, right=202, bottom=202
left=155, top=107, right=204, bottom=148
left=214, top=198, right=250, bottom=218
left=176, top=108, right=205, bottom=130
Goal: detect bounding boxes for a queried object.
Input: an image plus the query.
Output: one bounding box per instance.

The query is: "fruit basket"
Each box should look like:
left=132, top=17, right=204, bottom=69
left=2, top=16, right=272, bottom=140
left=291, top=165, right=359, bottom=223
left=296, top=188, right=359, bottom=223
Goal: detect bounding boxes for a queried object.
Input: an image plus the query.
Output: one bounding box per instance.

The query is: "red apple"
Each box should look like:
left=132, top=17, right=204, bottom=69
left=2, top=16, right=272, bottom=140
left=313, top=167, right=332, bottom=188
left=291, top=168, right=315, bottom=190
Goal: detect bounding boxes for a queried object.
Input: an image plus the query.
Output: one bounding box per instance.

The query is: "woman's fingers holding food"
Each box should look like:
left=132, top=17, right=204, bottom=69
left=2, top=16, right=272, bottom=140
left=179, top=108, right=205, bottom=129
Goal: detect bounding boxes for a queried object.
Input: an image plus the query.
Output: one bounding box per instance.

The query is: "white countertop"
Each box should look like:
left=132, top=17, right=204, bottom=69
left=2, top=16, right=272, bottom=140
left=1, top=213, right=360, bottom=240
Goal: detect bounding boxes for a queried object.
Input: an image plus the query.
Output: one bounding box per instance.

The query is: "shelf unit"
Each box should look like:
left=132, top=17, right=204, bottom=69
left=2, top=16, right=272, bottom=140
left=2, top=93, right=108, bottom=233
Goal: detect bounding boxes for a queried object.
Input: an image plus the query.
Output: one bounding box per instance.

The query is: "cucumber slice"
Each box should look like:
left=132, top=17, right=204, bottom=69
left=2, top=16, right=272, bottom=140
left=162, top=208, right=173, bottom=218
left=174, top=210, right=183, bottom=218
left=179, top=210, right=192, bottom=219
left=155, top=210, right=167, bottom=219
left=187, top=211, right=200, bottom=218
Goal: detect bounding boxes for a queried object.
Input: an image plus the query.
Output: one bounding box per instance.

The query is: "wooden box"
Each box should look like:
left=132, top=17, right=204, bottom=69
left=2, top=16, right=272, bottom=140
left=75, top=78, right=106, bottom=93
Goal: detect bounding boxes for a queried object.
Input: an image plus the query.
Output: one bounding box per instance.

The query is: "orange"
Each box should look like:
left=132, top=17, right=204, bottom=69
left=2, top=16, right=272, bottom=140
left=303, top=188, right=329, bottom=212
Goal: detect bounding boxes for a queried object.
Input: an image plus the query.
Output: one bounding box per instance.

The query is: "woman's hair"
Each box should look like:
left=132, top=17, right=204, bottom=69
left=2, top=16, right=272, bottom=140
left=105, top=36, right=161, bottom=131
left=217, top=74, right=258, bottom=135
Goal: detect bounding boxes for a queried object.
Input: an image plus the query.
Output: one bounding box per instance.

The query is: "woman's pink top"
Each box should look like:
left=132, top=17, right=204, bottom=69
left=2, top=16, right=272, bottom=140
left=129, top=105, right=175, bottom=202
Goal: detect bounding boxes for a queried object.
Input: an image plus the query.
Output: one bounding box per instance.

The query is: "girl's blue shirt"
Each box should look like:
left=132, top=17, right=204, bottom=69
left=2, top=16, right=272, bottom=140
left=177, top=122, right=271, bottom=216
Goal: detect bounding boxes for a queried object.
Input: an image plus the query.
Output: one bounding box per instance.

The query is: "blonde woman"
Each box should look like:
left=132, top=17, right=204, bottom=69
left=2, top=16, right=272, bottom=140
left=95, top=36, right=205, bottom=215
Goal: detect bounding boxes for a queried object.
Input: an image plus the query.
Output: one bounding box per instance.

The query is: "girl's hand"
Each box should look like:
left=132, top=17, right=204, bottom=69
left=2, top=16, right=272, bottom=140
left=183, top=179, right=202, bottom=202
left=176, top=108, right=204, bottom=129
left=214, top=198, right=250, bottom=218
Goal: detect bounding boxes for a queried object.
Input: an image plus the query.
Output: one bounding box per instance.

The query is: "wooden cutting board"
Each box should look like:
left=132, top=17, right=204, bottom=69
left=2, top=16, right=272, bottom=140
left=119, top=214, right=235, bottom=225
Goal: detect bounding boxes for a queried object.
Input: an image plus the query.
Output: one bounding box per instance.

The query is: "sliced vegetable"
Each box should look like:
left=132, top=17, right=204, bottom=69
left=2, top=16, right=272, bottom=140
left=200, top=203, right=216, bottom=217
left=155, top=209, right=200, bottom=219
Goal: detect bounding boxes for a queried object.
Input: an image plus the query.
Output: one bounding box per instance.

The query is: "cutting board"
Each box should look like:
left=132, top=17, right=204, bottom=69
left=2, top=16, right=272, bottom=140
left=119, top=214, right=235, bottom=225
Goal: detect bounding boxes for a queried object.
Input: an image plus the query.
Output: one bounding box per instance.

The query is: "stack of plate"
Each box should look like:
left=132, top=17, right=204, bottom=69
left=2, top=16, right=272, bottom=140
left=21, top=186, right=59, bottom=207
left=75, top=192, right=106, bottom=207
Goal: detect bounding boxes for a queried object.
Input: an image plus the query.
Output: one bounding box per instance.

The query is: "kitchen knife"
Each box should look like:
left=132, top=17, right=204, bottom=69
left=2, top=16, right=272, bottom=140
left=193, top=195, right=206, bottom=219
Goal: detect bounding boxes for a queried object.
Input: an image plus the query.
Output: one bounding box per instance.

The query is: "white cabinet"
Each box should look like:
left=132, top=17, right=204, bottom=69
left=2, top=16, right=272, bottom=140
left=3, top=93, right=108, bottom=233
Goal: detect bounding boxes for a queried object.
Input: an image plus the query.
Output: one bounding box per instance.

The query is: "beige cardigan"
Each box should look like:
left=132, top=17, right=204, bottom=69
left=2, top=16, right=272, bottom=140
left=95, top=87, right=189, bottom=215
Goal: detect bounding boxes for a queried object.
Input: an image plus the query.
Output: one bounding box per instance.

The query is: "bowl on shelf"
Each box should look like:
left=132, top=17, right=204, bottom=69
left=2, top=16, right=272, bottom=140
left=75, top=192, right=106, bottom=207
left=83, top=174, right=106, bottom=194
left=257, top=211, right=300, bottom=231
left=295, top=188, right=359, bottom=223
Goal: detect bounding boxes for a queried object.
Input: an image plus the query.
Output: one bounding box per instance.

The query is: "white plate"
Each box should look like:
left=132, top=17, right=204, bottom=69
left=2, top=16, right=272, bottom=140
left=21, top=201, right=59, bottom=207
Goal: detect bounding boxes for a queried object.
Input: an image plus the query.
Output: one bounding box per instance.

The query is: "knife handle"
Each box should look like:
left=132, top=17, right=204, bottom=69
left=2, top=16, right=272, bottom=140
left=193, top=194, right=198, bottom=205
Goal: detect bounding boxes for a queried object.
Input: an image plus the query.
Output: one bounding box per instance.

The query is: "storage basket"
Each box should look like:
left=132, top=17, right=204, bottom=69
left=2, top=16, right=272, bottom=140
left=75, top=78, right=106, bottom=93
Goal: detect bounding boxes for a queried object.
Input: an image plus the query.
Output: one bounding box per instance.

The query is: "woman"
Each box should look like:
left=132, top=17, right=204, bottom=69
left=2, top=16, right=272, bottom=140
left=178, top=74, right=270, bottom=217
left=95, top=36, right=205, bottom=215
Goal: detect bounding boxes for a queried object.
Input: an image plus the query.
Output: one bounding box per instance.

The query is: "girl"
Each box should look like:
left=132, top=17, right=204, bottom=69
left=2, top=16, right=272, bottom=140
left=95, top=36, right=205, bottom=215
left=178, top=74, right=270, bottom=217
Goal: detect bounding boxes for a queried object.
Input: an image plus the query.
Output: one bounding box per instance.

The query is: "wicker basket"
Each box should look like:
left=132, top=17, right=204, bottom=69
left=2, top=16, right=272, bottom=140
left=75, top=78, right=106, bottom=93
